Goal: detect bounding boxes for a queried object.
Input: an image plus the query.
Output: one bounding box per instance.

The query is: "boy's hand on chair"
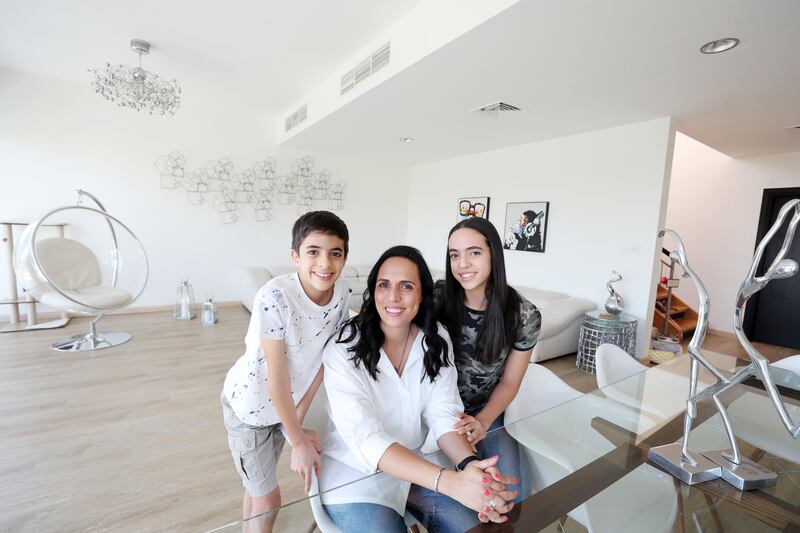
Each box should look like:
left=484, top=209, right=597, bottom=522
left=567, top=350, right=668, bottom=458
left=302, top=428, right=323, bottom=452
left=291, top=439, right=321, bottom=493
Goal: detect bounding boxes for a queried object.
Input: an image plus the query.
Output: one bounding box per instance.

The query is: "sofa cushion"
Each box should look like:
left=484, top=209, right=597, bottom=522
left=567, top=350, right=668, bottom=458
left=269, top=264, right=360, bottom=279
left=430, top=269, right=446, bottom=282
left=268, top=265, right=295, bottom=277
left=346, top=264, right=373, bottom=278
left=514, top=286, right=569, bottom=307
left=240, top=267, right=272, bottom=312
left=341, top=265, right=360, bottom=279
left=537, top=297, right=597, bottom=337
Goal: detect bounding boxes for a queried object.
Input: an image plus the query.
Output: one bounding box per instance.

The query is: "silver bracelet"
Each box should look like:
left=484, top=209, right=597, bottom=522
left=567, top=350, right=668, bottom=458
left=433, top=467, right=446, bottom=494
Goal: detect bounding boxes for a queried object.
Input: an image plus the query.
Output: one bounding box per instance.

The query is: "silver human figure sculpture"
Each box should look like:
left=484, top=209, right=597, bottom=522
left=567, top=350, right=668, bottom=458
left=648, top=230, right=739, bottom=485
left=731, top=198, right=800, bottom=439
left=604, top=271, right=625, bottom=316
left=650, top=202, right=800, bottom=490
left=696, top=199, right=800, bottom=488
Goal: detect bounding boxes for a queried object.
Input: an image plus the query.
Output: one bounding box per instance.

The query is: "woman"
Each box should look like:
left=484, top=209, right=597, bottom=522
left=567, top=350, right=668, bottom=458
left=437, top=217, right=541, bottom=500
left=320, top=246, right=518, bottom=532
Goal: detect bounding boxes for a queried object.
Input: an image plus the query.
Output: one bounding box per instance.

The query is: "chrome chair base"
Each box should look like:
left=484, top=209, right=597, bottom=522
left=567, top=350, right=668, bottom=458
left=52, top=331, right=131, bottom=352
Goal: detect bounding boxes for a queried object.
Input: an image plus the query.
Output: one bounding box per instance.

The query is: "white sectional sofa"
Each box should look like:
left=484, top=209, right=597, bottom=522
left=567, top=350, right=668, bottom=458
left=239, top=265, right=596, bottom=363
left=427, top=269, right=597, bottom=362
left=240, top=265, right=371, bottom=316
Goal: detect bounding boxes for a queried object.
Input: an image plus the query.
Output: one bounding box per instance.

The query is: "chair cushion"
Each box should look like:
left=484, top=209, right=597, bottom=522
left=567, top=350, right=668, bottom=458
left=40, top=286, right=132, bottom=311
left=36, top=238, right=101, bottom=290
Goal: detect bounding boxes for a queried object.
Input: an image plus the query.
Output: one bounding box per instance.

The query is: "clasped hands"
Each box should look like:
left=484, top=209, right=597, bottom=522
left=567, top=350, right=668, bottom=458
left=444, top=455, right=519, bottom=524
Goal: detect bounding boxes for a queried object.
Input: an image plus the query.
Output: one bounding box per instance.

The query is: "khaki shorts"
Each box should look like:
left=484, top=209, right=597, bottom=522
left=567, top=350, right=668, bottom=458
left=221, top=393, right=286, bottom=497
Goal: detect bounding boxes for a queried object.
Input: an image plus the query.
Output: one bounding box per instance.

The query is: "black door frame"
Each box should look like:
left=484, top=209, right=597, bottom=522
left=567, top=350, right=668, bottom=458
left=742, top=187, right=800, bottom=339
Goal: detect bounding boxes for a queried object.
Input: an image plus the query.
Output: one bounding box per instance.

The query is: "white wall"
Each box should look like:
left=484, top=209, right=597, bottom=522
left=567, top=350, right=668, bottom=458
left=0, top=68, right=408, bottom=314
left=665, top=132, right=800, bottom=333
left=406, top=118, right=676, bottom=357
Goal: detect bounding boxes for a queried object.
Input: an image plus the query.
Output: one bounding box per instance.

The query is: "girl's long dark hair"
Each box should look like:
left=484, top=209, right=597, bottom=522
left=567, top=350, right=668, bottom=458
left=335, top=245, right=450, bottom=382
left=439, top=217, right=521, bottom=364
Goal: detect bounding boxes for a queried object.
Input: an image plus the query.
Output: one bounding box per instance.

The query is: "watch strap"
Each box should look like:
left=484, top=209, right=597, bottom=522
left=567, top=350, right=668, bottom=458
left=456, top=454, right=481, bottom=472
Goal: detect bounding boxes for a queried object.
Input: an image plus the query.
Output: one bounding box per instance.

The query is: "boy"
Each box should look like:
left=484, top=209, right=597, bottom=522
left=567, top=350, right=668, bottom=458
left=221, top=211, right=351, bottom=531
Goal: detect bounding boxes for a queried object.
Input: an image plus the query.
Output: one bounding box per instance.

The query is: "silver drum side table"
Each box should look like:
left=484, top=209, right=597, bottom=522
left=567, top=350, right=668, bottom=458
left=576, top=310, right=637, bottom=374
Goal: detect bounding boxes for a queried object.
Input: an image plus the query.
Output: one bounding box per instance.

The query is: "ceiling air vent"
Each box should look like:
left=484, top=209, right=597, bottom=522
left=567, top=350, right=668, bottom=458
left=285, top=104, right=308, bottom=132
left=472, top=100, right=524, bottom=119
left=340, top=42, right=391, bottom=95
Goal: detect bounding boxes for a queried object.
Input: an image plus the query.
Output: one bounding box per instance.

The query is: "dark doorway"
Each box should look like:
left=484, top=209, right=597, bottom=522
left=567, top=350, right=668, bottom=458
left=743, top=188, right=800, bottom=350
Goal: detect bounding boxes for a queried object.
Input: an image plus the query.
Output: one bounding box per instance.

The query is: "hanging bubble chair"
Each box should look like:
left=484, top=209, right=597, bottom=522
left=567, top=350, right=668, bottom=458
left=14, top=190, right=149, bottom=351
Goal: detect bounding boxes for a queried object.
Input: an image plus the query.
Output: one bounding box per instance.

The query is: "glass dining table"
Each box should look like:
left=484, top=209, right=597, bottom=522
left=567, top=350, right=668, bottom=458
left=210, top=351, right=800, bottom=532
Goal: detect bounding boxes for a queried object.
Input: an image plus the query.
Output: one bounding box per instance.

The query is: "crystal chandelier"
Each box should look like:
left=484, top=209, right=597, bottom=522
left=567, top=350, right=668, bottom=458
left=90, top=39, right=181, bottom=115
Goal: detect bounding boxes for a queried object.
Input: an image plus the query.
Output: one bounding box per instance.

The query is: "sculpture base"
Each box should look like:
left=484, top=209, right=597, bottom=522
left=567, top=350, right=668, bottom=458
left=702, top=449, right=777, bottom=491
left=648, top=443, right=721, bottom=485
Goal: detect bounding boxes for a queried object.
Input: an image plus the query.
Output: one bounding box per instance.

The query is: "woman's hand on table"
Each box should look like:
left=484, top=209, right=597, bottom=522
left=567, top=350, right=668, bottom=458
left=440, top=455, right=518, bottom=523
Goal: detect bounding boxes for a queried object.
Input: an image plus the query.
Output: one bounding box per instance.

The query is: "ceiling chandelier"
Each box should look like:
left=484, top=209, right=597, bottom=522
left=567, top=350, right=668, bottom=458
left=89, top=39, right=181, bottom=115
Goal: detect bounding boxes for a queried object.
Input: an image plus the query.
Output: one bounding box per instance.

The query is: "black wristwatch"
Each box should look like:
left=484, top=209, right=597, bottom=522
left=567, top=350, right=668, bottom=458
left=455, top=454, right=481, bottom=472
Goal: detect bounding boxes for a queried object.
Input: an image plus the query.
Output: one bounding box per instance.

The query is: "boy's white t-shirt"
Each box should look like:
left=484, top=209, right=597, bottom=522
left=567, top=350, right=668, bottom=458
left=223, top=272, right=351, bottom=427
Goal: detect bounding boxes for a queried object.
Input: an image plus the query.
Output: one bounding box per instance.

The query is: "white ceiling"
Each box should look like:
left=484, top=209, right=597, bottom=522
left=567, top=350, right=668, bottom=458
left=2, top=0, right=799, bottom=165
left=0, top=0, right=421, bottom=113
left=281, top=0, right=800, bottom=164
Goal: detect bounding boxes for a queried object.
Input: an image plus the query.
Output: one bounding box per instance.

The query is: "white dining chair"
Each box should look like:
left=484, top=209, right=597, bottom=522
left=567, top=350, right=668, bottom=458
left=304, top=385, right=420, bottom=532
left=507, top=362, right=677, bottom=533
left=595, top=343, right=648, bottom=389
left=506, top=362, right=583, bottom=423
left=772, top=355, right=800, bottom=373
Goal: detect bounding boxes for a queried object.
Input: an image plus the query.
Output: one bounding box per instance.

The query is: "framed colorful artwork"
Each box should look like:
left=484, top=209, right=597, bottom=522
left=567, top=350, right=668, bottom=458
left=457, top=196, right=490, bottom=220
left=503, top=201, right=549, bottom=253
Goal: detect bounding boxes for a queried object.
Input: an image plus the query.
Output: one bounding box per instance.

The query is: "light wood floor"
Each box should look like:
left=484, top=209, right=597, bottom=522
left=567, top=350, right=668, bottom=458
left=0, top=308, right=795, bottom=532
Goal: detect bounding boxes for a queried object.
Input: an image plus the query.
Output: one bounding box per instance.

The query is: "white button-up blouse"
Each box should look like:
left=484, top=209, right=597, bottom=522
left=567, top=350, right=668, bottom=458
left=319, top=323, right=463, bottom=515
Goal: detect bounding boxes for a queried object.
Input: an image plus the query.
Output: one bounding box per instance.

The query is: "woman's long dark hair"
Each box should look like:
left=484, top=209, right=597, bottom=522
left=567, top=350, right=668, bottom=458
left=439, top=217, right=521, bottom=364
left=335, top=245, right=450, bottom=382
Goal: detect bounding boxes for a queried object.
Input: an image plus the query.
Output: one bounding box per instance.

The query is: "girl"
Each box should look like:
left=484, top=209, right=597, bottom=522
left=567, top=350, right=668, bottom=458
left=320, top=246, right=517, bottom=532
left=437, top=217, right=541, bottom=500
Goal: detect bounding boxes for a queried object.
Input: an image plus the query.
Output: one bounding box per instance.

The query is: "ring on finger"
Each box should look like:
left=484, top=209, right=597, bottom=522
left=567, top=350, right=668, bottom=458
left=488, top=499, right=496, bottom=511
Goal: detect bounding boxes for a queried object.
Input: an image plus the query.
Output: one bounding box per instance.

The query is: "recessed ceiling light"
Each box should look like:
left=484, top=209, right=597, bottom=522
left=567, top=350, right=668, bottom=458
left=700, top=38, right=739, bottom=54
left=399, top=137, right=414, bottom=143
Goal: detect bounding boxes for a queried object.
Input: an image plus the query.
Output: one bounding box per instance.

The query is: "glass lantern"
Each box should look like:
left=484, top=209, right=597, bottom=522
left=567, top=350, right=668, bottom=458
left=173, top=278, right=196, bottom=320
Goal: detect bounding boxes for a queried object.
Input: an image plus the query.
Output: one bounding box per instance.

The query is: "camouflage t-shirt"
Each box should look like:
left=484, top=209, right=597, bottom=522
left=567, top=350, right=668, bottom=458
left=440, top=289, right=542, bottom=414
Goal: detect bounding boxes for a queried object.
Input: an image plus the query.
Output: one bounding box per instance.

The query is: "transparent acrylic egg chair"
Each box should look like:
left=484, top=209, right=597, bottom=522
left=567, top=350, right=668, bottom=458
left=13, top=190, right=149, bottom=351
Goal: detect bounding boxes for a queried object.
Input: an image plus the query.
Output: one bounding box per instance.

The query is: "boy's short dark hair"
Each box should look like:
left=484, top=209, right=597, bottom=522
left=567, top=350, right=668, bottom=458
left=291, top=211, right=349, bottom=255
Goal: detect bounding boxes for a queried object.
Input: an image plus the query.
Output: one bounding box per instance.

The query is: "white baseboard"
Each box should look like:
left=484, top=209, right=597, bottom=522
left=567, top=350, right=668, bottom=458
left=708, top=327, right=737, bottom=340
left=0, top=301, right=243, bottom=322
